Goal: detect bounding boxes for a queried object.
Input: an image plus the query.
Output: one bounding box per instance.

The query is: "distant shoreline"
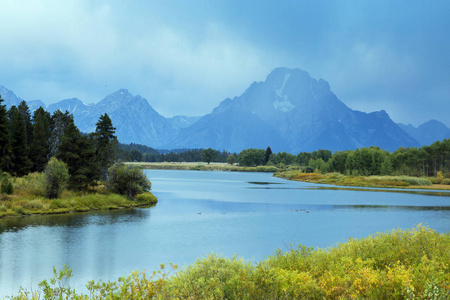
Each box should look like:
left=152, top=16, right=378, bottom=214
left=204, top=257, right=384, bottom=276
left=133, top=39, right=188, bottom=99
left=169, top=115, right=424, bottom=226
left=127, top=162, right=278, bottom=172
left=130, top=162, right=450, bottom=191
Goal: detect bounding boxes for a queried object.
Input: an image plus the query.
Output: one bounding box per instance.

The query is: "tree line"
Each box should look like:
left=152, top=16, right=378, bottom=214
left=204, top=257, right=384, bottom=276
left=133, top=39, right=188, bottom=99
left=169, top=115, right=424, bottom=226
left=118, top=145, right=235, bottom=164
left=237, top=142, right=450, bottom=177
left=0, top=96, right=118, bottom=190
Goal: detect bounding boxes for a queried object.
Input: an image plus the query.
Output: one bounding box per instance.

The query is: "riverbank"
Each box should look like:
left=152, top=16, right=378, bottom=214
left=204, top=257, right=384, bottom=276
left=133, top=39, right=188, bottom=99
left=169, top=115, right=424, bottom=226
left=7, top=225, right=450, bottom=299
left=274, top=171, right=450, bottom=190
left=0, top=190, right=157, bottom=219
left=127, top=162, right=278, bottom=172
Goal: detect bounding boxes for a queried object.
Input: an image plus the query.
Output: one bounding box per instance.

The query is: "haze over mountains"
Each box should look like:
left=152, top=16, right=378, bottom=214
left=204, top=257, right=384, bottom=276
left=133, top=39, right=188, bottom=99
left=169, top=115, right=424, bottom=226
left=1, top=68, right=448, bottom=153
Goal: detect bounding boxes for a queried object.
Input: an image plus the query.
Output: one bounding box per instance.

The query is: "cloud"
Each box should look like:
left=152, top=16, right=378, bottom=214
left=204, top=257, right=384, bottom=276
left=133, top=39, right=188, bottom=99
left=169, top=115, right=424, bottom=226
left=0, top=0, right=449, bottom=126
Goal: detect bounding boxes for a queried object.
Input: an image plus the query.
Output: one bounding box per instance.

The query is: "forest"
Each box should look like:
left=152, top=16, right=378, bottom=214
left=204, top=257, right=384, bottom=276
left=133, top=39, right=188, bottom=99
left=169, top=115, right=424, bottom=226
left=120, top=142, right=450, bottom=178
left=0, top=97, right=118, bottom=188
left=0, top=96, right=155, bottom=215
left=236, top=142, right=450, bottom=178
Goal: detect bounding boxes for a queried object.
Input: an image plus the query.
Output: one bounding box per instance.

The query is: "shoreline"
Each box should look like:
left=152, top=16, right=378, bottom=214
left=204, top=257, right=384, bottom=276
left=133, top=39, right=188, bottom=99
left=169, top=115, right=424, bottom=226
left=129, top=163, right=450, bottom=191
left=0, top=192, right=158, bottom=219
left=273, top=171, right=450, bottom=191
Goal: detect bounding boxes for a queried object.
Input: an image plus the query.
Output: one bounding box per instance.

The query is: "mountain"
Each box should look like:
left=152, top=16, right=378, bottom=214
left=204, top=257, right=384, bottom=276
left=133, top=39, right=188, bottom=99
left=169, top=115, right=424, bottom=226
left=0, top=68, right=430, bottom=153
left=0, top=85, right=46, bottom=111
left=167, top=115, right=201, bottom=131
left=0, top=85, right=24, bottom=107
left=48, top=89, right=175, bottom=147
left=398, top=120, right=450, bottom=146
left=168, top=68, right=419, bottom=152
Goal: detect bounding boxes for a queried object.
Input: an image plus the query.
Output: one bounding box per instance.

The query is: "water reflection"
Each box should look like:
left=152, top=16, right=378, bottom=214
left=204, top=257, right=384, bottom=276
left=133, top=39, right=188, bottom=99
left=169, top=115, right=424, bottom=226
left=0, top=208, right=151, bottom=234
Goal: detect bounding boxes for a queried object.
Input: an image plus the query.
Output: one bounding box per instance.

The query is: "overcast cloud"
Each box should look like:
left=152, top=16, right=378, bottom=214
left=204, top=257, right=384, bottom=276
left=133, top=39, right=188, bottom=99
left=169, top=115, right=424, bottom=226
left=1, top=0, right=449, bottom=126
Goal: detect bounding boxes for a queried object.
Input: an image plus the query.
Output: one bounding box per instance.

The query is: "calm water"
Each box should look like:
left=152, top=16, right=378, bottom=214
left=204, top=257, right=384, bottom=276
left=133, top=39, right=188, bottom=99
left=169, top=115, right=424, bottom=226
left=0, top=170, right=449, bottom=297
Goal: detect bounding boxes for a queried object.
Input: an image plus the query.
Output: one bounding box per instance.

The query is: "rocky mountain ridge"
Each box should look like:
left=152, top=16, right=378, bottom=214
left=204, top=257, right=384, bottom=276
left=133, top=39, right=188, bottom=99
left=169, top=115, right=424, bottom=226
left=0, top=67, right=441, bottom=152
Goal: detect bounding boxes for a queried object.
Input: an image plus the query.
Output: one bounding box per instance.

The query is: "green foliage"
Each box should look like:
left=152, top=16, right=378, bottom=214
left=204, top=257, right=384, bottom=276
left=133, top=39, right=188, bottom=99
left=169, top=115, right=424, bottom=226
left=9, top=105, right=32, bottom=176
left=134, top=192, right=158, bottom=204
left=9, top=226, right=450, bottom=299
left=226, top=154, right=236, bottom=165
left=238, top=148, right=266, bottom=166
left=44, top=157, right=69, bottom=199
left=201, top=148, right=216, bottom=164
left=94, top=113, right=119, bottom=180
left=29, top=107, right=51, bottom=172
left=107, top=163, right=151, bottom=199
left=57, top=121, right=98, bottom=190
left=0, top=96, right=12, bottom=172
left=1, top=175, right=13, bottom=194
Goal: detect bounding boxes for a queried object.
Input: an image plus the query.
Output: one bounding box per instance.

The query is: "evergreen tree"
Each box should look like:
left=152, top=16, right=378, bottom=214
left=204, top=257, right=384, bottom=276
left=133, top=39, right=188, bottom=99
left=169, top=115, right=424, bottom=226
left=57, top=121, right=97, bottom=190
left=9, top=105, right=32, bottom=176
left=265, top=146, right=272, bottom=164
left=30, top=107, right=51, bottom=172
left=94, top=113, right=118, bottom=180
left=18, top=101, right=33, bottom=149
left=0, top=96, right=12, bottom=172
left=47, top=111, right=72, bottom=159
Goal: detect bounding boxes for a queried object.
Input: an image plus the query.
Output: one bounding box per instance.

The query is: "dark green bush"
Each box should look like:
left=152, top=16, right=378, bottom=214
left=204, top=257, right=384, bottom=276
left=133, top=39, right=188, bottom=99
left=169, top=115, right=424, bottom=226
left=1, top=176, right=13, bottom=194
left=107, top=163, right=151, bottom=199
left=44, top=158, right=69, bottom=199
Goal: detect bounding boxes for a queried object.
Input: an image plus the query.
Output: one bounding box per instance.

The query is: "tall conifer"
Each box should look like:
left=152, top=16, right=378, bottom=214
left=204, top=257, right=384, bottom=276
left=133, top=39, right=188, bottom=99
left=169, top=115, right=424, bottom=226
left=30, top=107, right=51, bottom=172
left=94, top=113, right=118, bottom=180
left=0, top=96, right=12, bottom=172
left=9, top=106, right=32, bottom=176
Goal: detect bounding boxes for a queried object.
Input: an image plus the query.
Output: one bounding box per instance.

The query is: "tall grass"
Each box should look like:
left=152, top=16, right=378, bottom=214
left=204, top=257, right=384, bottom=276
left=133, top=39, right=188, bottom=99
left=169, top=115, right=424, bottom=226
left=7, top=225, right=450, bottom=299
left=275, top=171, right=441, bottom=188
left=0, top=172, right=157, bottom=218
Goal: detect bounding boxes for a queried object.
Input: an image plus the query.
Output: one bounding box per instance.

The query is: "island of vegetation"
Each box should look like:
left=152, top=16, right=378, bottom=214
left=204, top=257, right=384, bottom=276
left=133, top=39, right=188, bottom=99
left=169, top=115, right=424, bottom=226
left=8, top=225, right=450, bottom=299
left=0, top=96, right=156, bottom=218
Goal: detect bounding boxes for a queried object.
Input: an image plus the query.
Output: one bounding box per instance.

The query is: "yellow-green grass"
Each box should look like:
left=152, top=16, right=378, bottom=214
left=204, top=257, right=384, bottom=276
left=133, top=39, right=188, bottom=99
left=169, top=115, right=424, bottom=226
left=275, top=171, right=450, bottom=190
left=0, top=172, right=157, bottom=218
left=8, top=225, right=450, bottom=299
left=128, top=162, right=279, bottom=172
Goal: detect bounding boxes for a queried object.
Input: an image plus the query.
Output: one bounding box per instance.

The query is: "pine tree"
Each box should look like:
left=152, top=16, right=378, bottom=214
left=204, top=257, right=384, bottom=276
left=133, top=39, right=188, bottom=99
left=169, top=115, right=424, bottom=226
left=0, top=96, right=12, bottom=172
left=57, top=121, right=97, bottom=190
left=265, top=146, right=273, bottom=164
left=18, top=101, right=33, bottom=149
left=47, top=111, right=72, bottom=159
left=94, top=113, right=118, bottom=180
left=9, top=105, right=32, bottom=176
left=30, top=107, right=51, bottom=172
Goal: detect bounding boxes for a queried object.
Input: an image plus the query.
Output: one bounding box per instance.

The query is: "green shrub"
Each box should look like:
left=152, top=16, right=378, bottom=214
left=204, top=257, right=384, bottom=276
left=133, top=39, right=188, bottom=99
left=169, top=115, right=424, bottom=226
left=442, top=178, right=450, bottom=185
left=44, top=158, right=69, bottom=199
left=106, top=163, right=151, bottom=199
left=1, top=176, right=13, bottom=194
left=7, top=225, right=450, bottom=299
left=134, top=192, right=158, bottom=204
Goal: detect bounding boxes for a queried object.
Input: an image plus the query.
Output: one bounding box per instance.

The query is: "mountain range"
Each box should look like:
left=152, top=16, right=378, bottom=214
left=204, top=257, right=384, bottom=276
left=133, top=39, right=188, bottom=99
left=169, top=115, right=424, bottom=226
left=1, top=67, right=448, bottom=153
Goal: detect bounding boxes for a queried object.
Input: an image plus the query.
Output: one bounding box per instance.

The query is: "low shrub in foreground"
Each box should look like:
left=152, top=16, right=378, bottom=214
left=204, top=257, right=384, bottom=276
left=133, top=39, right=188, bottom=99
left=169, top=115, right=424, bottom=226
left=8, top=225, right=450, bottom=299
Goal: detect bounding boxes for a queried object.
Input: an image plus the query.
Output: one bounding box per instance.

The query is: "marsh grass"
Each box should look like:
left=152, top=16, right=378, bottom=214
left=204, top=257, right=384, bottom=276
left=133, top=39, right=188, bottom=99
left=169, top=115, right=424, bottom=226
left=0, top=173, right=157, bottom=218
left=275, top=171, right=444, bottom=189
left=8, top=225, right=450, bottom=299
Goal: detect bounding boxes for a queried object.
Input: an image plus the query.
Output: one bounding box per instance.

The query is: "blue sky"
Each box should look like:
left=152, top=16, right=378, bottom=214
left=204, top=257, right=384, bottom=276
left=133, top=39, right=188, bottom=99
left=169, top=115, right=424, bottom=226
left=1, top=0, right=449, bottom=126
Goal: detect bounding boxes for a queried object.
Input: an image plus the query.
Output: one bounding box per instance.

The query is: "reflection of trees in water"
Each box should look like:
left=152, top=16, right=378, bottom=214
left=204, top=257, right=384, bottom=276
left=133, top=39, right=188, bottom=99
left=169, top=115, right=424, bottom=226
left=0, top=208, right=152, bottom=234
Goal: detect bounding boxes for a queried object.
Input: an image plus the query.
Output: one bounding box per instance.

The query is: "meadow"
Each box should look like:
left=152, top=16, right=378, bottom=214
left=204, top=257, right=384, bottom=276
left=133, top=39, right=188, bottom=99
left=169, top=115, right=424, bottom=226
left=0, top=172, right=157, bottom=218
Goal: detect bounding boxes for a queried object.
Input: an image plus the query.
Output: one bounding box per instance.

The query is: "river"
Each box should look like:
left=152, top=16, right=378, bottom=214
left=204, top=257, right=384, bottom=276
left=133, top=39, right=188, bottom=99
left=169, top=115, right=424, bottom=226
left=0, top=170, right=449, bottom=297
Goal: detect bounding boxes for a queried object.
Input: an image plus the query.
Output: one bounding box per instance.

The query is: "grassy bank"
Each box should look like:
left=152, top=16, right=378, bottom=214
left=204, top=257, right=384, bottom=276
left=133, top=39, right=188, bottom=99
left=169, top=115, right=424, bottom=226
left=128, top=162, right=279, bottom=172
left=8, top=225, right=450, bottom=299
left=274, top=171, right=450, bottom=190
left=0, top=172, right=157, bottom=218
